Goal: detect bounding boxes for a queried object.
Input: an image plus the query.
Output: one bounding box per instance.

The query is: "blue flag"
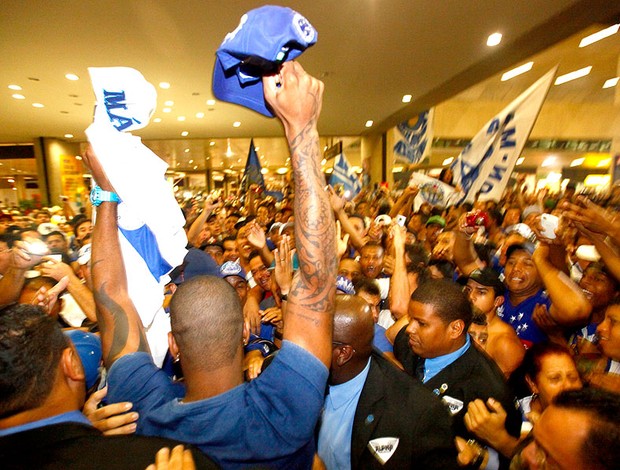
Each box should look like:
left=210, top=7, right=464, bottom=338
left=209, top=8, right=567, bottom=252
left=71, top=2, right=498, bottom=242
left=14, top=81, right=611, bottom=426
left=393, top=109, right=434, bottom=164
left=330, top=153, right=362, bottom=197
left=241, top=139, right=265, bottom=193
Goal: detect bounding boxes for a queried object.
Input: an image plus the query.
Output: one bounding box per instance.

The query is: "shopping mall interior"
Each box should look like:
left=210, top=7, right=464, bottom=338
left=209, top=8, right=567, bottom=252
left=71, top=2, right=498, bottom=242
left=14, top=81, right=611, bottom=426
left=1, top=0, right=619, bottom=209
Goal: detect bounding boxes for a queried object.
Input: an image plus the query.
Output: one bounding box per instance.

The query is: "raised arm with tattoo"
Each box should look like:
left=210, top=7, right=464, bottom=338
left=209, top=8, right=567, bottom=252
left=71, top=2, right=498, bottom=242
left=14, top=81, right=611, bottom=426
left=85, top=148, right=149, bottom=367
left=263, top=62, right=337, bottom=367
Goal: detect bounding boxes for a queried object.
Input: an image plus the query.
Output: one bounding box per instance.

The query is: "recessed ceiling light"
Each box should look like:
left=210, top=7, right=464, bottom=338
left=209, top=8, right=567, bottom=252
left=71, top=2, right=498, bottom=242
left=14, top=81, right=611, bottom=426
left=177, top=116, right=186, bottom=121
left=64, top=134, right=74, bottom=139
left=365, top=120, right=374, bottom=127
left=542, top=156, right=556, bottom=167
left=501, top=62, right=534, bottom=81
left=8, top=84, right=22, bottom=91
left=603, top=77, right=619, bottom=89
left=402, top=94, right=412, bottom=103
left=570, top=157, right=585, bottom=167
left=196, top=112, right=205, bottom=118
left=442, top=157, right=454, bottom=166
left=579, top=23, right=619, bottom=48
left=65, top=73, right=79, bottom=81
left=233, top=121, right=241, bottom=128
left=159, top=82, right=171, bottom=89
left=486, top=32, right=502, bottom=47
left=188, top=160, right=193, bottom=164
left=321, top=159, right=327, bottom=166
left=163, top=108, right=172, bottom=113
left=261, top=168, right=268, bottom=175
left=12, top=94, right=25, bottom=100
left=181, top=131, right=189, bottom=136
left=276, top=167, right=288, bottom=174
left=554, top=66, right=592, bottom=85
left=193, top=165, right=198, bottom=170
left=516, top=157, right=525, bottom=166
left=184, top=148, right=190, bottom=153
left=164, top=100, right=174, bottom=106
left=597, top=158, right=611, bottom=168
left=32, top=103, right=44, bottom=108
left=153, top=117, right=162, bottom=123
left=206, top=99, right=216, bottom=106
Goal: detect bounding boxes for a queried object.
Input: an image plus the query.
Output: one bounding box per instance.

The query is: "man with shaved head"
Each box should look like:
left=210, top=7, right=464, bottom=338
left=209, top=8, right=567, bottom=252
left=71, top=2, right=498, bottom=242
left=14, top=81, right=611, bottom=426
left=317, top=295, right=458, bottom=469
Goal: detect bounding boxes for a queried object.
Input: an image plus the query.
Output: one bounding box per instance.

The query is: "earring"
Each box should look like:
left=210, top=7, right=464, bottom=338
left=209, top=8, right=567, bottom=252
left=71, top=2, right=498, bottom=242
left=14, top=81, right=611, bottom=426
left=174, top=354, right=180, bottom=364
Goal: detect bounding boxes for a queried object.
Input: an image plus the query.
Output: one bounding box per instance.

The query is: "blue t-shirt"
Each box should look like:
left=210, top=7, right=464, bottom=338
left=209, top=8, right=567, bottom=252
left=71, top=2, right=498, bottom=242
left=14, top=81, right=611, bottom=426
left=373, top=323, right=393, bottom=353
left=497, top=289, right=549, bottom=348
left=108, top=341, right=328, bottom=469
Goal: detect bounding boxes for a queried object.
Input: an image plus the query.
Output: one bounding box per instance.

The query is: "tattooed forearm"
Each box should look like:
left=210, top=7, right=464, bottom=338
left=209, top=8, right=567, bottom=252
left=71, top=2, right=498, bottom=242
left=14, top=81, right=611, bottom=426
left=94, top=281, right=149, bottom=365
left=289, top=122, right=337, bottom=310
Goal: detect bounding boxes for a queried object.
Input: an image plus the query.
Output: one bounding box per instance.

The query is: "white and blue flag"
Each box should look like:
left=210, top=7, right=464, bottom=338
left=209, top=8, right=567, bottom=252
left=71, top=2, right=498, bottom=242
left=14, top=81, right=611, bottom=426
left=452, top=67, right=557, bottom=202
left=393, top=109, right=434, bottom=164
left=86, top=67, right=188, bottom=366
left=330, top=152, right=362, bottom=197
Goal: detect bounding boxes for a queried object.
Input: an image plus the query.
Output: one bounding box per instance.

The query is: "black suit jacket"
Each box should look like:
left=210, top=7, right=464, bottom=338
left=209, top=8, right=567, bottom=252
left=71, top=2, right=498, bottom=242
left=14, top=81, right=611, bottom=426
left=394, top=328, right=521, bottom=440
left=0, top=422, right=219, bottom=470
left=350, top=352, right=459, bottom=469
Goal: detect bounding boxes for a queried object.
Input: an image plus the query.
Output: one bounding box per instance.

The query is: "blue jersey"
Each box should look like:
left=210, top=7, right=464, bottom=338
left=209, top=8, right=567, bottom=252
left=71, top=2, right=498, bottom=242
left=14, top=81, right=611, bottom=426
left=497, top=289, right=549, bottom=348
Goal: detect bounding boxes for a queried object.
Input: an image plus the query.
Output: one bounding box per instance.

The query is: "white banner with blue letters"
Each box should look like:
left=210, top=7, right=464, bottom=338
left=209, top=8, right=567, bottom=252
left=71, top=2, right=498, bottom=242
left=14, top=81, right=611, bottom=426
left=452, top=67, right=557, bottom=202
left=393, top=109, right=434, bottom=164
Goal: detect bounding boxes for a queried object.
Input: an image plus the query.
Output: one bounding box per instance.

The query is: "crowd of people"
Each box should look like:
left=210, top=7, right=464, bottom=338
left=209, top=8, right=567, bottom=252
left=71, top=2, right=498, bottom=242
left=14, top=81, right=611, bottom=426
left=1, top=62, right=620, bottom=469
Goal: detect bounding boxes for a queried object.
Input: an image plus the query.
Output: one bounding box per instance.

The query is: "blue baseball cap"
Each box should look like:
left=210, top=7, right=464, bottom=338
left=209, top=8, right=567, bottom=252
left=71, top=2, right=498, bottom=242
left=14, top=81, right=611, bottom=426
left=219, top=261, right=247, bottom=279
left=65, top=330, right=102, bottom=390
left=212, top=6, right=317, bottom=117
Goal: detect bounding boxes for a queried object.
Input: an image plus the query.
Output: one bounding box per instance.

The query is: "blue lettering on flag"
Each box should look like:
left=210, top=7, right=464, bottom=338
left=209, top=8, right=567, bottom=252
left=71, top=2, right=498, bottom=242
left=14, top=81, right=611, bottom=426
left=102, top=89, right=142, bottom=131
left=500, top=128, right=516, bottom=148
left=393, top=111, right=430, bottom=164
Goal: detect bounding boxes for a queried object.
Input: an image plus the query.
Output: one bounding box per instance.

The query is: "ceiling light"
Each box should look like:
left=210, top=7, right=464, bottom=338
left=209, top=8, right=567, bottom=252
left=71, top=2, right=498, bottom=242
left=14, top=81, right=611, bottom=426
left=206, top=99, right=216, bottom=106
left=321, top=159, right=327, bottom=166
left=501, top=62, right=533, bottom=81
left=32, top=103, right=44, bottom=108
left=153, top=117, right=162, bottom=123
left=64, top=134, right=74, bottom=139
left=193, top=165, right=198, bottom=170
left=570, top=157, right=585, bottom=167
left=579, top=23, right=619, bottom=48
left=188, top=159, right=193, bottom=164
left=8, top=84, right=22, bottom=91
left=276, top=167, right=288, bottom=174
left=365, top=120, right=374, bottom=128
left=164, top=100, right=174, bottom=106
left=181, top=131, right=189, bottom=137
left=163, top=108, right=172, bottom=113
left=261, top=168, right=268, bottom=175
left=177, top=116, right=186, bottom=121
left=486, top=32, right=502, bottom=47
left=210, top=141, right=215, bottom=146
left=159, top=82, right=171, bottom=89
left=554, top=66, right=592, bottom=85
left=516, top=157, right=525, bottom=166
left=392, top=166, right=404, bottom=173
left=196, top=112, right=205, bottom=118
left=7, top=178, right=15, bottom=183
left=237, top=158, right=241, bottom=163
left=65, top=73, right=79, bottom=81
left=442, top=157, right=454, bottom=166
left=402, top=94, right=412, bottom=103
left=233, top=121, right=241, bottom=128
left=597, top=158, right=611, bottom=168
left=542, top=156, right=556, bottom=167
left=325, top=168, right=333, bottom=174
left=255, top=146, right=260, bottom=151
left=603, top=77, right=619, bottom=89
left=75, top=156, right=82, bottom=160
left=184, top=148, right=190, bottom=153
left=12, top=94, right=25, bottom=100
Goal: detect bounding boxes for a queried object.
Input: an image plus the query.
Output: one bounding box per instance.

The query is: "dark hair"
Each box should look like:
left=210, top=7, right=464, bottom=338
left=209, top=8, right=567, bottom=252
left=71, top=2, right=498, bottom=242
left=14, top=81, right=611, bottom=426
left=471, top=310, right=487, bottom=326
left=248, top=250, right=262, bottom=262
left=44, top=230, right=65, bottom=241
left=222, top=235, right=236, bottom=245
left=354, top=277, right=381, bottom=297
left=554, top=388, right=620, bottom=470
left=0, top=304, right=68, bottom=418
left=427, top=259, right=456, bottom=280
left=0, top=232, right=20, bottom=248
left=473, top=243, right=496, bottom=268
left=439, top=168, right=453, bottom=185
left=170, top=276, right=243, bottom=371
left=411, top=279, right=473, bottom=329
left=349, top=213, right=366, bottom=228
left=405, top=243, right=429, bottom=274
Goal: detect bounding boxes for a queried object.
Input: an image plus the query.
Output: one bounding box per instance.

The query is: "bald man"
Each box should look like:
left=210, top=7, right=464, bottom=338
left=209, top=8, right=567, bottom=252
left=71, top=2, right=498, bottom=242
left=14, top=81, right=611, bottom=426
left=317, top=295, right=457, bottom=469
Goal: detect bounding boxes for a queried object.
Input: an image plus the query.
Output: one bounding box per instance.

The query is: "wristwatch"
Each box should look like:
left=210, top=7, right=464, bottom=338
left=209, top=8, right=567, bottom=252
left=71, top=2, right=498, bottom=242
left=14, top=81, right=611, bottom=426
left=90, top=185, right=121, bottom=207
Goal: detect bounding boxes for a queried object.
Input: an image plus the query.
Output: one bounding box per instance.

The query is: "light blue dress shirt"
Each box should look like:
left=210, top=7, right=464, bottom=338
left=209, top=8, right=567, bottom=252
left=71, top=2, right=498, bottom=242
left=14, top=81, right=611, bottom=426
left=318, top=358, right=372, bottom=470
left=422, top=335, right=471, bottom=383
